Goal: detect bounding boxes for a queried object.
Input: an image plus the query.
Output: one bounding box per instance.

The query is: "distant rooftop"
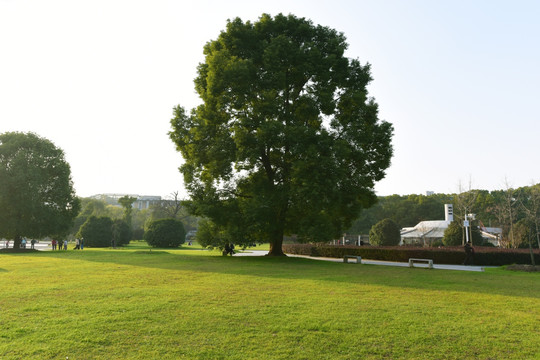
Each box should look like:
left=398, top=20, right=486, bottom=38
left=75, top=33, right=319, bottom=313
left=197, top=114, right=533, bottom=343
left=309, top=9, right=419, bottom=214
left=89, top=193, right=161, bottom=201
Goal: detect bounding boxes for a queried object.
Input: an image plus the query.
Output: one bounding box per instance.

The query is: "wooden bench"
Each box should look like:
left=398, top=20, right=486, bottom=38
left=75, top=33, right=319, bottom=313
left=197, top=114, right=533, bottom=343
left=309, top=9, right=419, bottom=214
left=343, top=255, right=362, bottom=264
left=408, top=258, right=433, bottom=269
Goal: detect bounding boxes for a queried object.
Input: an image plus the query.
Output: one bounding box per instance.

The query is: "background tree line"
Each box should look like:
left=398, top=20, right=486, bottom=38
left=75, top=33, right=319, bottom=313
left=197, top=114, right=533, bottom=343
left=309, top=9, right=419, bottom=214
left=347, top=184, right=540, bottom=249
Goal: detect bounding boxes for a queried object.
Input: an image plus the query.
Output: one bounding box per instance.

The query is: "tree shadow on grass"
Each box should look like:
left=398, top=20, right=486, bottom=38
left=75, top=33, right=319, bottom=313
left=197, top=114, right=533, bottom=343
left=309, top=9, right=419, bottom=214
left=25, top=248, right=540, bottom=300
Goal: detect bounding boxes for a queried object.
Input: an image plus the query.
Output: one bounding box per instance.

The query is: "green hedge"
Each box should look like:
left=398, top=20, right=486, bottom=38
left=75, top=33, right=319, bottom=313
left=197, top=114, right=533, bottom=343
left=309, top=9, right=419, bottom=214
left=283, top=244, right=540, bottom=266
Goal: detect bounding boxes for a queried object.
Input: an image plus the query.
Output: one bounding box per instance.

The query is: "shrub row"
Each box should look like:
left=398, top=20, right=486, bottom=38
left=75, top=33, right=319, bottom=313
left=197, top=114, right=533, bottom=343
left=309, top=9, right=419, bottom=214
left=283, top=244, right=540, bottom=266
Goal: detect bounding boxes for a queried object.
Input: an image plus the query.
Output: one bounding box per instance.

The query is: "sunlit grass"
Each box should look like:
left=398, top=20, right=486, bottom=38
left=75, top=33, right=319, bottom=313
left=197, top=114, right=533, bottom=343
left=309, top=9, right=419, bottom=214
left=0, top=246, right=538, bottom=359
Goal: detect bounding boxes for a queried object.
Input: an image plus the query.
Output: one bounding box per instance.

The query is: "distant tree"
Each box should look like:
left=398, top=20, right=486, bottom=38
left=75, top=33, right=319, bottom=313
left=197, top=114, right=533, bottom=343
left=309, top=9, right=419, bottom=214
left=112, top=219, right=131, bottom=247
left=369, top=218, right=400, bottom=246
left=147, top=191, right=199, bottom=233
left=489, top=181, right=519, bottom=248
left=170, top=13, right=393, bottom=256
left=512, top=219, right=532, bottom=249
left=443, top=221, right=463, bottom=246
left=80, top=198, right=108, bottom=217
left=150, top=191, right=183, bottom=220
left=71, top=198, right=108, bottom=235
left=519, top=183, right=540, bottom=249
left=443, top=221, right=483, bottom=246
left=118, top=195, right=137, bottom=229
left=453, top=181, right=479, bottom=245
left=77, top=216, right=114, bottom=248
left=72, top=198, right=128, bottom=236
left=144, top=219, right=186, bottom=248
left=131, top=208, right=151, bottom=240
left=0, top=132, right=80, bottom=248
left=472, top=190, right=497, bottom=227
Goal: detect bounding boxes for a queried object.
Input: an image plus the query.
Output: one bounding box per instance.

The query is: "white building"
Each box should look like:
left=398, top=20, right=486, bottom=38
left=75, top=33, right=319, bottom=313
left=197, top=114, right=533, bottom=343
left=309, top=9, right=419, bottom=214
left=400, top=204, right=454, bottom=246
left=400, top=204, right=502, bottom=246
left=89, top=194, right=162, bottom=210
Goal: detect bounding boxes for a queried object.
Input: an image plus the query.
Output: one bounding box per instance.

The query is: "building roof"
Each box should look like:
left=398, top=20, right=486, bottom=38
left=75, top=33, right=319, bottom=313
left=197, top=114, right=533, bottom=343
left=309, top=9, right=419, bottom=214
left=401, top=220, right=451, bottom=239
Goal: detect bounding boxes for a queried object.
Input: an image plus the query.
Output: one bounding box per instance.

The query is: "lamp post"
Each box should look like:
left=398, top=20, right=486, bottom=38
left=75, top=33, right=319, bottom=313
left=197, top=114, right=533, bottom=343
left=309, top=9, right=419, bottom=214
left=464, top=213, right=476, bottom=245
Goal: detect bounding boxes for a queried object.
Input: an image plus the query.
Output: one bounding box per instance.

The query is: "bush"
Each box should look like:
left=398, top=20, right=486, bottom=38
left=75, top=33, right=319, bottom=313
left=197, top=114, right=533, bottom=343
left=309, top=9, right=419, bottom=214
left=144, top=219, right=186, bottom=248
left=112, top=219, right=131, bottom=247
left=369, top=218, right=400, bottom=246
left=77, top=216, right=113, bottom=248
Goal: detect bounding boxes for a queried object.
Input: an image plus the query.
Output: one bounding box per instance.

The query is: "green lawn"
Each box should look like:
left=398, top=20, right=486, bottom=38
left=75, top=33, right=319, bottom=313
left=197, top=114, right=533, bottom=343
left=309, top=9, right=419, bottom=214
left=0, top=245, right=538, bottom=359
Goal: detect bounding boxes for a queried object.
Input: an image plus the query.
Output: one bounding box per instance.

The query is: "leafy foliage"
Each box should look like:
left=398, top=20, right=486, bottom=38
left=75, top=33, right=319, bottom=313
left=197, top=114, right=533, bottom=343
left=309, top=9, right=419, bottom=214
left=77, top=216, right=114, bottom=248
left=0, top=132, right=80, bottom=246
left=118, top=195, right=137, bottom=228
left=170, top=13, right=393, bottom=255
left=369, top=218, right=400, bottom=246
left=112, top=219, right=131, bottom=246
left=443, top=221, right=463, bottom=246
left=144, top=218, right=186, bottom=248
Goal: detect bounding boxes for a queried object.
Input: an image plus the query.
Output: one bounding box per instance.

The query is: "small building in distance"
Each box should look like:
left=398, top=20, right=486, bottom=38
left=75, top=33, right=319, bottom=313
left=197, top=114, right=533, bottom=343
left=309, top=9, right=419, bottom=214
left=89, top=194, right=162, bottom=210
left=400, top=204, right=502, bottom=246
left=400, top=204, right=454, bottom=246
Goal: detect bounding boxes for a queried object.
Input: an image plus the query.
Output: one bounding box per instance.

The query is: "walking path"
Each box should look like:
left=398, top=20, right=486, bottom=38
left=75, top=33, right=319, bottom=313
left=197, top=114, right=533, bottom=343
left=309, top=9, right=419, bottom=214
left=235, top=250, right=490, bottom=272
left=1, top=242, right=52, bottom=251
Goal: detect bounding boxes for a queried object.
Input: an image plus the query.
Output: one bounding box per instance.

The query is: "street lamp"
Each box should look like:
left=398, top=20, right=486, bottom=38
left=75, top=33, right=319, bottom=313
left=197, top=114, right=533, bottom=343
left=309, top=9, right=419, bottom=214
left=464, top=213, right=476, bottom=245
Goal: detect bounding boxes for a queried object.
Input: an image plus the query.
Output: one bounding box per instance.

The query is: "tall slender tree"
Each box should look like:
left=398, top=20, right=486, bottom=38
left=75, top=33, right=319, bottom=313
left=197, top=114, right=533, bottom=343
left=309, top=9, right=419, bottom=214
left=118, top=195, right=136, bottom=229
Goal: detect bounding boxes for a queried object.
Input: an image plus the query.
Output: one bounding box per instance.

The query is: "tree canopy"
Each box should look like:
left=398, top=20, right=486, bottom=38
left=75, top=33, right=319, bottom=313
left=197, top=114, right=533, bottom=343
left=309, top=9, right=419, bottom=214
left=118, top=195, right=136, bottom=227
left=0, top=132, right=80, bottom=247
left=144, top=218, right=186, bottom=248
left=170, top=13, right=393, bottom=255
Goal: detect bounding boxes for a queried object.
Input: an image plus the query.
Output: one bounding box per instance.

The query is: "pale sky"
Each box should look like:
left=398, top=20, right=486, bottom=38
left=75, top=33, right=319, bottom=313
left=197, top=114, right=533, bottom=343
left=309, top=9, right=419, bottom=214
left=1, top=0, right=539, bottom=199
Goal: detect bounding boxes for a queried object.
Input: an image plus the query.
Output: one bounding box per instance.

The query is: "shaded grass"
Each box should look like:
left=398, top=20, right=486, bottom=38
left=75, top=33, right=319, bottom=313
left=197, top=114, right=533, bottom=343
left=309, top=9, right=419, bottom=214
left=0, top=247, right=538, bottom=359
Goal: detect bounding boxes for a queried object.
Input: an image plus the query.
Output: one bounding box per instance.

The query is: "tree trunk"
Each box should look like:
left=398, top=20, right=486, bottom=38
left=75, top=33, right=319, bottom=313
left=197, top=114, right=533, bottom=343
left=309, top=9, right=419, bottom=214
left=13, top=235, right=22, bottom=249
left=267, top=237, right=286, bottom=256
left=528, top=233, right=536, bottom=266
left=267, top=226, right=286, bottom=256
left=535, top=221, right=540, bottom=249
left=266, top=199, right=288, bottom=257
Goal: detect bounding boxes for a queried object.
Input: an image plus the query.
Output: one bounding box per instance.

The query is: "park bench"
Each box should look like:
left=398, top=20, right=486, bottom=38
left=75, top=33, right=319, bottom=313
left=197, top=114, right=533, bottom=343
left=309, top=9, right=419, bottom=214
left=408, top=258, right=433, bottom=269
left=343, top=255, right=362, bottom=264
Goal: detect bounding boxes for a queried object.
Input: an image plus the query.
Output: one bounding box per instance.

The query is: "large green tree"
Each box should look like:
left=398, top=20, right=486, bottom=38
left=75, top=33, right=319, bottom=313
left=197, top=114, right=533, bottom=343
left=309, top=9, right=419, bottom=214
left=0, top=132, right=80, bottom=248
left=170, top=14, right=393, bottom=256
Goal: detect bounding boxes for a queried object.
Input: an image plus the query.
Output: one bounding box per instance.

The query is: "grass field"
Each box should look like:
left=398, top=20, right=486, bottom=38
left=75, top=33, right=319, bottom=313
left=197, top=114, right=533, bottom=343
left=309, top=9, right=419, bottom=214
left=0, top=244, right=539, bottom=359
